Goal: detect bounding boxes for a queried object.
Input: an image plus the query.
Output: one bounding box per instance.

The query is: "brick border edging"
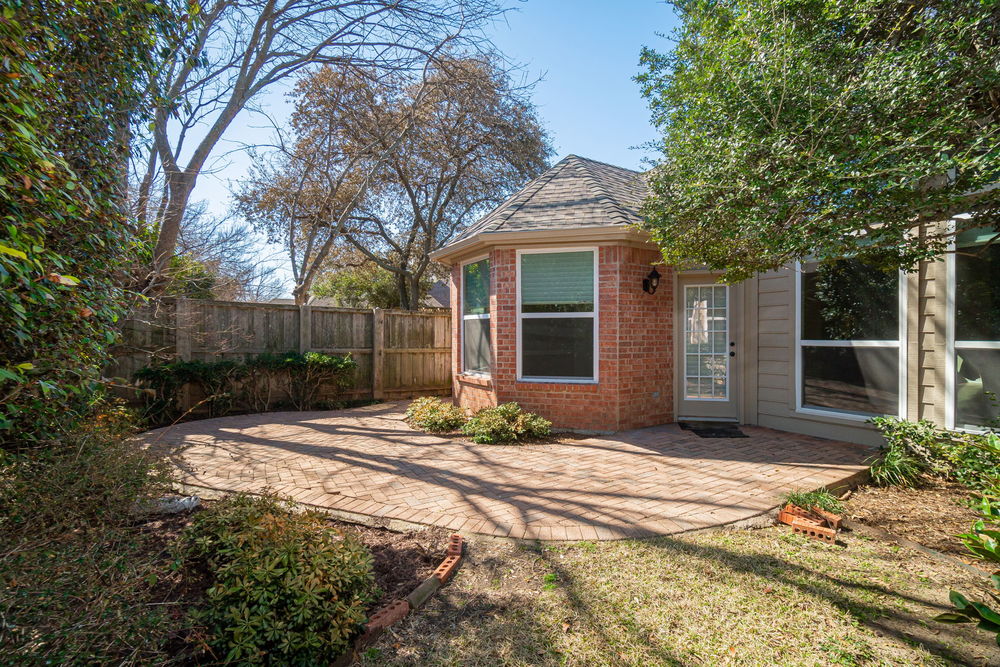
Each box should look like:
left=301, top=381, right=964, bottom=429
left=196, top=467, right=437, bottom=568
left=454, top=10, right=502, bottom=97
left=332, top=533, right=465, bottom=666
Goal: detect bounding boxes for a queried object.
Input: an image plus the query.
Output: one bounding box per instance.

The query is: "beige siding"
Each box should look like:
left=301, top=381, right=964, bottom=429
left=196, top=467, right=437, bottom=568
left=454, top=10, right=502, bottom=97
left=915, top=228, right=948, bottom=425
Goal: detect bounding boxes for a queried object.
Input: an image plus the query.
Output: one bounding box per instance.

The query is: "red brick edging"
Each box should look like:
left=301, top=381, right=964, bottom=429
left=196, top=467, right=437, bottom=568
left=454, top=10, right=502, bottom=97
left=335, top=533, right=465, bottom=665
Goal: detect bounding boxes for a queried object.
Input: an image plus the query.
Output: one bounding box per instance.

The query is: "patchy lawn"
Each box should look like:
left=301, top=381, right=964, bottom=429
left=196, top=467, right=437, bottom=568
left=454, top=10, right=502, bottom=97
left=365, top=527, right=999, bottom=666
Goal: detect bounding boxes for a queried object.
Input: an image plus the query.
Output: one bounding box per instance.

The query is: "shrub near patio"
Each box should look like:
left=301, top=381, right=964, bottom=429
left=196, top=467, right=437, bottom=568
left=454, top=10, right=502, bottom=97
left=461, top=403, right=551, bottom=444
left=177, top=493, right=376, bottom=665
left=869, top=417, right=1000, bottom=490
left=405, top=397, right=467, bottom=433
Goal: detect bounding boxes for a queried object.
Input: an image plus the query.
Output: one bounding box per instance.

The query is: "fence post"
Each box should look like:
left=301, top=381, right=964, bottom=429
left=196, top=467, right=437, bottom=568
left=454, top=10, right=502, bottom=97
left=372, top=308, right=385, bottom=399
left=299, top=304, right=312, bottom=353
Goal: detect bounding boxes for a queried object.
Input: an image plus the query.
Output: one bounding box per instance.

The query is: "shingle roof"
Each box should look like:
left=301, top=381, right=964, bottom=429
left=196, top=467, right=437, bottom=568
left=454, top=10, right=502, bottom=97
left=446, top=154, right=648, bottom=246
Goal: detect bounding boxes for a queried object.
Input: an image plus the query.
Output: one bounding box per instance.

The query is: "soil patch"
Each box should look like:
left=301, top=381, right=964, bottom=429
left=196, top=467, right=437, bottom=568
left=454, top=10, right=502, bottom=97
left=333, top=520, right=450, bottom=609
left=843, top=478, right=981, bottom=557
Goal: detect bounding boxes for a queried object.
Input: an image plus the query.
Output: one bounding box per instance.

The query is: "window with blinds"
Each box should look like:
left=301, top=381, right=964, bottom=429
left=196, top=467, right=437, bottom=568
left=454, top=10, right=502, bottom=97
left=518, top=250, right=596, bottom=381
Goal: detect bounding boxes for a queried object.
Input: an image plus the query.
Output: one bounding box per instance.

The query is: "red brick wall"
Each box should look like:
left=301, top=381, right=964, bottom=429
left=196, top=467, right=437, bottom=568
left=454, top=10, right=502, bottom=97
left=450, top=244, right=673, bottom=432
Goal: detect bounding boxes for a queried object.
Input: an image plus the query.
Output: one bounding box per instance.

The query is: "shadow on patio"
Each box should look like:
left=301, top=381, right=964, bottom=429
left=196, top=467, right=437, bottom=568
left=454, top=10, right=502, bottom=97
left=141, top=401, right=873, bottom=540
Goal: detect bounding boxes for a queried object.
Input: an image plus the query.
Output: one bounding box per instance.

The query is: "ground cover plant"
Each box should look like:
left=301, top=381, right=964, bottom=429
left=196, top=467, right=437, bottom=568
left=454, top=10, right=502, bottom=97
left=782, top=488, right=844, bottom=515
left=405, top=396, right=468, bottom=432
left=0, top=401, right=186, bottom=663
left=870, top=417, right=1000, bottom=491
left=461, top=402, right=551, bottom=444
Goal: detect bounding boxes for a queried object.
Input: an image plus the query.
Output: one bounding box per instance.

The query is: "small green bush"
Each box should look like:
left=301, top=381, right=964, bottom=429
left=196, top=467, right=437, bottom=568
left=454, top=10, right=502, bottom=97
left=405, top=397, right=467, bottom=432
left=461, top=402, right=551, bottom=444
left=868, top=440, right=926, bottom=487
left=783, top=489, right=844, bottom=514
left=179, top=493, right=375, bottom=665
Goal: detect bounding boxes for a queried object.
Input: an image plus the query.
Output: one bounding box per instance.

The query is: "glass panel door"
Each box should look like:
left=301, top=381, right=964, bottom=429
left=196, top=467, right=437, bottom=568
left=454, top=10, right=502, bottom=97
left=683, top=285, right=729, bottom=400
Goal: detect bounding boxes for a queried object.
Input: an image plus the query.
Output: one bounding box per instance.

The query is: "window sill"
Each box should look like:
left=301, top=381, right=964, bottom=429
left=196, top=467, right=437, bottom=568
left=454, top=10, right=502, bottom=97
left=517, top=377, right=598, bottom=385
left=794, top=406, right=881, bottom=424
left=457, top=373, right=492, bottom=388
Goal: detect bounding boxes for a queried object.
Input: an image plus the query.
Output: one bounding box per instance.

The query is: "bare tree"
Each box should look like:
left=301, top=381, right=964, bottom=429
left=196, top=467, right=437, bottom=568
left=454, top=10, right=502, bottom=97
left=238, top=56, right=551, bottom=308
left=174, top=202, right=286, bottom=301
left=135, top=0, right=504, bottom=290
left=340, top=56, right=552, bottom=308
left=235, top=66, right=425, bottom=304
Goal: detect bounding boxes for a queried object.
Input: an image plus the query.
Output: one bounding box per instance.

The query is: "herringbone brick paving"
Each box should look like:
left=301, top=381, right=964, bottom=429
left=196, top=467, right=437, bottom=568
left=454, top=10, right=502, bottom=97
left=141, top=402, right=871, bottom=540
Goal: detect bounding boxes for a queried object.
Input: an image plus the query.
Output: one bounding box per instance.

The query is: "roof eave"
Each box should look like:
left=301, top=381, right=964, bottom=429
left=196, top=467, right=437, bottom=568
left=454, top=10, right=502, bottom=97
left=430, top=225, right=653, bottom=265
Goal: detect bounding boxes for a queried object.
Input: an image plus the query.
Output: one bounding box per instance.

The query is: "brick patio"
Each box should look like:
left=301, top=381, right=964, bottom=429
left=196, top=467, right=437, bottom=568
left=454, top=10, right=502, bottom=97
left=141, top=402, right=873, bottom=541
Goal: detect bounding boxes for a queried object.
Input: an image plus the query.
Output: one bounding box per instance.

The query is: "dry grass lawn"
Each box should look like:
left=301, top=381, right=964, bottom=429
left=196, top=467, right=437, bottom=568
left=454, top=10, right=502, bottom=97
left=364, top=526, right=998, bottom=666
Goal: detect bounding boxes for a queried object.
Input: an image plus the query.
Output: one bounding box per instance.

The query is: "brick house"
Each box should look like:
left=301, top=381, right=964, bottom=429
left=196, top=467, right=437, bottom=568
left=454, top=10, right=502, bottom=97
left=430, top=155, right=1000, bottom=444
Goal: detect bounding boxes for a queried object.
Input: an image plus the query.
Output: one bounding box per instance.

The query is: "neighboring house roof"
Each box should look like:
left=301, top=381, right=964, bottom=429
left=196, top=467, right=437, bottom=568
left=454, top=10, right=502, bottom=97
left=423, top=279, right=451, bottom=309
left=432, top=154, right=649, bottom=263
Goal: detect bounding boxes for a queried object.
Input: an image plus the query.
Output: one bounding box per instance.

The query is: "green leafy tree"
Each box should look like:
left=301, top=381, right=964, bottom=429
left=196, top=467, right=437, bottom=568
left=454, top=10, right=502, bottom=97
left=637, top=0, right=1000, bottom=281
left=313, top=262, right=406, bottom=309
left=0, top=1, right=174, bottom=447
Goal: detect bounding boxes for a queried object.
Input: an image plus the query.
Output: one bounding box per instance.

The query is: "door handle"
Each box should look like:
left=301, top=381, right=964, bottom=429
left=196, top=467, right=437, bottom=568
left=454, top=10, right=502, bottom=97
left=729, top=351, right=736, bottom=357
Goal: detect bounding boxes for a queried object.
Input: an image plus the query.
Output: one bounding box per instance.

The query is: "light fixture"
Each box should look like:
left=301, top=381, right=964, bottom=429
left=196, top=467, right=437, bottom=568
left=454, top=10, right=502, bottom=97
left=642, top=267, right=661, bottom=295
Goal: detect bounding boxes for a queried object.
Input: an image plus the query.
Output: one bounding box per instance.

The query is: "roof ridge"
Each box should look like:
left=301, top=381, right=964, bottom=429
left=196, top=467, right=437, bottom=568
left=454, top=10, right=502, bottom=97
left=564, top=153, right=643, bottom=175
left=573, top=156, right=635, bottom=227
left=483, top=157, right=574, bottom=232
left=456, top=156, right=572, bottom=240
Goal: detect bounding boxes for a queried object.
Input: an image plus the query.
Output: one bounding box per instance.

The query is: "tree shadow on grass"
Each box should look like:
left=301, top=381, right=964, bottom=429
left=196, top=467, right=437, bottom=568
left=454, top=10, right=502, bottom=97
left=537, top=533, right=997, bottom=666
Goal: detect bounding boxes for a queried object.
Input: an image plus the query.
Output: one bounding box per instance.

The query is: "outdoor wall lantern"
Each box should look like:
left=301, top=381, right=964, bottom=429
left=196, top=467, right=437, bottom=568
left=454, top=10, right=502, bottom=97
left=642, top=267, right=661, bottom=295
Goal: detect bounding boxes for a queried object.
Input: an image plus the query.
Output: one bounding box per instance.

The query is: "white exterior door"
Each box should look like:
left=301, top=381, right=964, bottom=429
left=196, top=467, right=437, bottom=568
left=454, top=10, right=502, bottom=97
left=676, top=277, right=740, bottom=421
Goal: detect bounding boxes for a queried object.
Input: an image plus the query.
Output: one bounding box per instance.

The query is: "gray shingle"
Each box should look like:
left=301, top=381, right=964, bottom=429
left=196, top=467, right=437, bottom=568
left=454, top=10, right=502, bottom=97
left=446, top=155, right=647, bottom=245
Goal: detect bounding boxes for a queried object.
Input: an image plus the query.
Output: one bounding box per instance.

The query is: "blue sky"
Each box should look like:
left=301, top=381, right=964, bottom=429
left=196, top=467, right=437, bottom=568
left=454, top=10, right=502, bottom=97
left=192, top=0, right=679, bottom=291
left=490, top=0, right=677, bottom=169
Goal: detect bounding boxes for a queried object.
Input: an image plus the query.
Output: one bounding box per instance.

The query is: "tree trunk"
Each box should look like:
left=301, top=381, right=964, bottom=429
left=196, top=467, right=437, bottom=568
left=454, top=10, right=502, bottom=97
left=396, top=273, right=409, bottom=310
left=407, top=273, right=421, bottom=311
left=149, top=171, right=195, bottom=289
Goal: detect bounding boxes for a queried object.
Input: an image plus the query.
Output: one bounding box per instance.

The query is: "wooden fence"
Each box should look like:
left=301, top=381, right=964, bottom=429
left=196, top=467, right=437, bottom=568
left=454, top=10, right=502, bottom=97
left=109, top=298, right=451, bottom=406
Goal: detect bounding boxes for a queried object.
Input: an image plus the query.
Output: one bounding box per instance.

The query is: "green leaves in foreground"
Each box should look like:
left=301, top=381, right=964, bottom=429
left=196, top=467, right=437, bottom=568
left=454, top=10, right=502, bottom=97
left=936, top=590, right=1000, bottom=645
left=178, top=493, right=376, bottom=664
left=936, top=433, right=1000, bottom=645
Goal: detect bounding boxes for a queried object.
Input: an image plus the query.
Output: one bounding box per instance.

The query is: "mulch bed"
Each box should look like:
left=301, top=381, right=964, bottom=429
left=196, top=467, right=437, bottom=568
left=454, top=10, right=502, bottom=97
left=842, top=478, right=981, bottom=558
left=333, top=521, right=450, bottom=609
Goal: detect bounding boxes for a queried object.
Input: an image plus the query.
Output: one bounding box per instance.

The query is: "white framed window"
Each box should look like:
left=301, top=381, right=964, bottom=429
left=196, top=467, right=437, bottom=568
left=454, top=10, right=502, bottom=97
left=794, top=259, right=906, bottom=421
left=682, top=284, right=730, bottom=400
left=461, top=257, right=491, bottom=375
left=516, top=248, right=598, bottom=383
left=946, top=224, right=1000, bottom=431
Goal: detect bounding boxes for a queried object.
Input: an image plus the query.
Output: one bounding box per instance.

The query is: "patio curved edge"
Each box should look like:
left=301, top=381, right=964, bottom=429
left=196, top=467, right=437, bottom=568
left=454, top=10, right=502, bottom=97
left=141, top=402, right=873, bottom=543
left=167, top=464, right=871, bottom=542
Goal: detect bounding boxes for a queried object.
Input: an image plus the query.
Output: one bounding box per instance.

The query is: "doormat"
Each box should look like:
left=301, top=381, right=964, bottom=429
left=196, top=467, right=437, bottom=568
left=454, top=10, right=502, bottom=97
left=678, top=421, right=748, bottom=438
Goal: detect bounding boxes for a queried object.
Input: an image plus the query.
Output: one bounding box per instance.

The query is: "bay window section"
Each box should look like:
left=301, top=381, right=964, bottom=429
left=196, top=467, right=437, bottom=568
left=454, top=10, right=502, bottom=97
left=519, top=250, right=596, bottom=381
left=462, top=258, right=491, bottom=375
left=798, top=259, right=903, bottom=417
left=954, top=228, right=1000, bottom=429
